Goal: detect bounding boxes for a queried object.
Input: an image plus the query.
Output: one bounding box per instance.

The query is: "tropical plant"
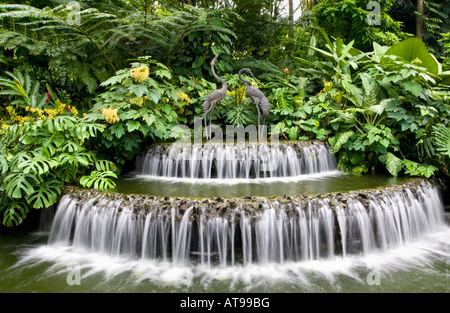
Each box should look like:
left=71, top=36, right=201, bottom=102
left=0, top=3, right=238, bottom=91
left=0, top=115, right=117, bottom=227
left=0, top=71, right=50, bottom=109
left=312, top=0, right=408, bottom=51
left=293, top=34, right=450, bottom=177
left=86, top=57, right=191, bottom=166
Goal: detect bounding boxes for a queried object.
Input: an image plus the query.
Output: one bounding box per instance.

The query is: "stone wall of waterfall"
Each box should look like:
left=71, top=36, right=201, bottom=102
left=134, top=141, right=337, bottom=179
left=48, top=180, right=445, bottom=266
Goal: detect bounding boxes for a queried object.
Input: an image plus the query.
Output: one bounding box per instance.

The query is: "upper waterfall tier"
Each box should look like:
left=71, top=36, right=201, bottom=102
left=134, top=141, right=337, bottom=179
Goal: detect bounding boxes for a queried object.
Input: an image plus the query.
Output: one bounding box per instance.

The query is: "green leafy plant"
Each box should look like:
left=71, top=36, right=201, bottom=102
left=0, top=71, right=50, bottom=109
left=87, top=57, right=189, bottom=165
left=312, top=0, right=408, bottom=51
left=294, top=34, right=450, bottom=177
left=0, top=113, right=117, bottom=227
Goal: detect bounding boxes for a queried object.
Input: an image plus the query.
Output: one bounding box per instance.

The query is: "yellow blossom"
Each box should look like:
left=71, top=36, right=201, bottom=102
left=70, top=106, right=78, bottom=117
left=235, top=85, right=247, bottom=103
left=323, top=80, right=333, bottom=93
left=177, top=92, right=191, bottom=104
left=130, top=97, right=144, bottom=107
left=130, top=65, right=150, bottom=83
left=102, top=108, right=120, bottom=124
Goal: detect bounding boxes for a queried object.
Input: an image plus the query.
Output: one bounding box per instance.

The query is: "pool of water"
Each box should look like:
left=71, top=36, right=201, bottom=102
left=0, top=224, right=448, bottom=293
left=115, top=171, right=414, bottom=198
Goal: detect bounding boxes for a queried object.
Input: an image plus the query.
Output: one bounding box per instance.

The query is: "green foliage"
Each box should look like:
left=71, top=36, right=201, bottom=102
left=80, top=171, right=118, bottom=191
left=433, top=124, right=450, bottom=157
left=0, top=71, right=48, bottom=108
left=0, top=108, right=117, bottom=227
left=87, top=57, right=190, bottom=165
left=0, top=3, right=120, bottom=93
left=0, top=2, right=237, bottom=111
left=231, top=0, right=286, bottom=60
left=165, top=6, right=236, bottom=79
left=385, top=37, right=441, bottom=75
left=440, top=32, right=450, bottom=71
left=313, top=0, right=408, bottom=51
left=293, top=34, right=450, bottom=177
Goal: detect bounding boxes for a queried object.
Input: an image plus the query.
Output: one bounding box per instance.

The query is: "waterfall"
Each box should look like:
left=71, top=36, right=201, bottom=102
left=47, top=180, right=445, bottom=266
left=135, top=141, right=337, bottom=179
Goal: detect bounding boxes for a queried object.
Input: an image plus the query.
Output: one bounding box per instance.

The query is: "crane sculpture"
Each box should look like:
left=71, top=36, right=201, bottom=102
left=202, top=54, right=228, bottom=140
left=238, top=68, right=270, bottom=136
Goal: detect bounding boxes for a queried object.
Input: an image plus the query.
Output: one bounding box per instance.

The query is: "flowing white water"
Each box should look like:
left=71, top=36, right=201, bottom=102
left=135, top=142, right=337, bottom=179
left=45, top=180, right=445, bottom=268
left=11, top=180, right=448, bottom=291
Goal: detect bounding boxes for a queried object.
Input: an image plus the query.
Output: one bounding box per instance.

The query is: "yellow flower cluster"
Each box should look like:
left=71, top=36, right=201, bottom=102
left=323, top=80, right=333, bottom=93
left=5, top=106, right=32, bottom=124
left=227, top=85, right=247, bottom=103
left=177, top=92, right=192, bottom=104
left=1, top=102, right=79, bottom=131
left=411, top=57, right=422, bottom=65
left=130, top=65, right=150, bottom=83
left=24, top=101, right=78, bottom=119
left=102, top=108, right=120, bottom=124
left=130, top=97, right=144, bottom=107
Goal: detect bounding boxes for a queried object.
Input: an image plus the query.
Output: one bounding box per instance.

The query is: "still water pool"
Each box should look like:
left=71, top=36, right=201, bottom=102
left=115, top=171, right=413, bottom=197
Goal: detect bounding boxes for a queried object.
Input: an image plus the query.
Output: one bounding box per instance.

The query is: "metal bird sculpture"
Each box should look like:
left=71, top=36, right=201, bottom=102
left=238, top=68, right=270, bottom=134
left=202, top=55, right=228, bottom=140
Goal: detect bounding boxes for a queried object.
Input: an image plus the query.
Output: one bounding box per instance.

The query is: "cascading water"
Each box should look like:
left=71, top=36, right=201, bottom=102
left=9, top=141, right=449, bottom=292
left=134, top=141, right=337, bottom=179
left=47, top=180, right=446, bottom=267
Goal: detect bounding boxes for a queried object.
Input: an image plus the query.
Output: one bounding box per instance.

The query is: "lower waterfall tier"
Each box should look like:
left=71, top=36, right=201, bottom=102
left=48, top=179, right=445, bottom=266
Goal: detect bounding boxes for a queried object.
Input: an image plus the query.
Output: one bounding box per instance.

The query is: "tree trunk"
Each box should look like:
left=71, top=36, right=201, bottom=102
left=416, top=0, right=424, bottom=40
left=289, top=0, right=294, bottom=38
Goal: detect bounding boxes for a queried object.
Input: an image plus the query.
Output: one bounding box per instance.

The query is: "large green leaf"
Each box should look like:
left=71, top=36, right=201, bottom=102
left=385, top=38, right=440, bottom=75
left=3, top=173, right=38, bottom=199
left=80, top=171, right=117, bottom=190
left=0, top=154, right=9, bottom=174
left=17, top=156, right=58, bottom=175
left=330, top=131, right=354, bottom=153
left=2, top=201, right=29, bottom=227
left=437, top=71, right=450, bottom=86
left=27, top=179, right=63, bottom=209
left=403, top=159, right=438, bottom=178
left=380, top=152, right=403, bottom=177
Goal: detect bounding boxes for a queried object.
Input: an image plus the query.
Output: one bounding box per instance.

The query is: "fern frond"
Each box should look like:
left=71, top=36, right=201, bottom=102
left=433, top=124, right=450, bottom=157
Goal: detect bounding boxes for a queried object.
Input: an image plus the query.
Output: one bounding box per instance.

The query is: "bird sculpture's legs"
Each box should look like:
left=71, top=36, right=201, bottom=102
left=204, top=113, right=209, bottom=140
left=262, top=116, right=266, bottom=139
left=204, top=104, right=216, bottom=140
left=209, top=112, right=212, bottom=140
left=254, top=99, right=261, bottom=139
